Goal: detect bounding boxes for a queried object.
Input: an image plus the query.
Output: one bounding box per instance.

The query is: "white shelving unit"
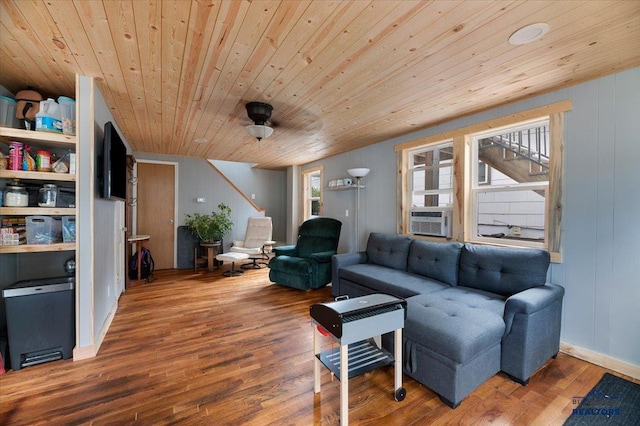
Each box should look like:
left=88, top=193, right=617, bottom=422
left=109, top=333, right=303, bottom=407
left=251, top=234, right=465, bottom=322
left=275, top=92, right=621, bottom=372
left=326, top=184, right=365, bottom=191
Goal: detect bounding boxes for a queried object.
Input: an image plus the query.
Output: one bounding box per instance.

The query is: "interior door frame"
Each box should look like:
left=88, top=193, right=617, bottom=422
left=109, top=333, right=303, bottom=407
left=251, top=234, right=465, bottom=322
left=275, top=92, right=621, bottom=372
left=133, top=159, right=180, bottom=268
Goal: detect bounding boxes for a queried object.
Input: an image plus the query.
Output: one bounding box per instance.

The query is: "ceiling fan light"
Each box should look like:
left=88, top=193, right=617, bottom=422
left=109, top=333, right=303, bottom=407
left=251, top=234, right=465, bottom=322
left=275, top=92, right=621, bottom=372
left=246, top=124, right=274, bottom=141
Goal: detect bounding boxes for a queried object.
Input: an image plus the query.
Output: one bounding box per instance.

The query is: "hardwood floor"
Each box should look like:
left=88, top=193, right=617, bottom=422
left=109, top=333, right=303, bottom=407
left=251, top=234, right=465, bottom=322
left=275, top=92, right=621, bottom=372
left=0, top=268, right=636, bottom=425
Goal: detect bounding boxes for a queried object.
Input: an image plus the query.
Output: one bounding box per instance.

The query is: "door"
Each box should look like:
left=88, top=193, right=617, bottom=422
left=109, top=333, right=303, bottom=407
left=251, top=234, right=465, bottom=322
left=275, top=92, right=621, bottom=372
left=136, top=162, right=176, bottom=270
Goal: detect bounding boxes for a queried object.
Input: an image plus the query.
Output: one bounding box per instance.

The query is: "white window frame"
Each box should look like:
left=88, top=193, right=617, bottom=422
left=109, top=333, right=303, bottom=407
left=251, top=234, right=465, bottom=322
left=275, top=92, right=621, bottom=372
left=302, top=167, right=323, bottom=219
left=396, top=100, right=569, bottom=262
left=469, top=118, right=549, bottom=249
left=407, top=141, right=454, bottom=209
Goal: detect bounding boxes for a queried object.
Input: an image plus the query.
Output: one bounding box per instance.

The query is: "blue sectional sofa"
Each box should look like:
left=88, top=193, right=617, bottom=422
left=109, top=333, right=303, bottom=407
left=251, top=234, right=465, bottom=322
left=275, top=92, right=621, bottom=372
left=331, top=233, right=564, bottom=408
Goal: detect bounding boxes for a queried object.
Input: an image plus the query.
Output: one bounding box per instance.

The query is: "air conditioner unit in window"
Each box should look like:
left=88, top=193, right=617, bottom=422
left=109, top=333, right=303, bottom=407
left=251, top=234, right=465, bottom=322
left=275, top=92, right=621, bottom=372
left=410, top=207, right=452, bottom=237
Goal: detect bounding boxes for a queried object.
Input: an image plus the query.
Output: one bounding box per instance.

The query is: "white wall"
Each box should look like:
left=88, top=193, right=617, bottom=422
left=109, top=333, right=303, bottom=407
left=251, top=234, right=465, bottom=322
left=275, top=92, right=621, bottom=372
left=210, top=160, right=286, bottom=243
left=73, top=76, right=128, bottom=351
left=132, top=153, right=266, bottom=253
left=301, top=67, right=640, bottom=369
left=91, top=82, right=126, bottom=347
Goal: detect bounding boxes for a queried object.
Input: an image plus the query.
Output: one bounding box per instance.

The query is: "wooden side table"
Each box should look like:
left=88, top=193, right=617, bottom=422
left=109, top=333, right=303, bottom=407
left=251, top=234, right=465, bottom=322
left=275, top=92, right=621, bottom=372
left=128, top=235, right=150, bottom=281
left=200, top=242, right=222, bottom=272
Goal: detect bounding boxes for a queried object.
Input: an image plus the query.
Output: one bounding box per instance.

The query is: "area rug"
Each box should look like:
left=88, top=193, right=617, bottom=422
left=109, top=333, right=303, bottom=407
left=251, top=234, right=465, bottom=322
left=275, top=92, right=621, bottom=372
left=564, top=373, right=640, bottom=425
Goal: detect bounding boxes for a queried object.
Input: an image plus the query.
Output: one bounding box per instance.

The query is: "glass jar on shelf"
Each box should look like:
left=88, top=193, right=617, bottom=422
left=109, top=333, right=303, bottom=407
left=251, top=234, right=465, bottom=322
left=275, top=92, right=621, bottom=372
left=38, top=183, right=57, bottom=207
left=4, top=180, right=29, bottom=207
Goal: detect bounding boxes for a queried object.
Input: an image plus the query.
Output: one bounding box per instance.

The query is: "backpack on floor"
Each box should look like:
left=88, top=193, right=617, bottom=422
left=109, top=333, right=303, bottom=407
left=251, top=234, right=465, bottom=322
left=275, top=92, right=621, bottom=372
left=129, top=247, right=155, bottom=281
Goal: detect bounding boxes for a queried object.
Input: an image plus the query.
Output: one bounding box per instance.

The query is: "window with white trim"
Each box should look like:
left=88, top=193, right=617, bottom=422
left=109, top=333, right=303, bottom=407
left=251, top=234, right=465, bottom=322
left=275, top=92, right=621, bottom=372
left=396, top=100, right=569, bottom=261
left=470, top=119, right=549, bottom=247
left=407, top=141, right=454, bottom=238
left=409, top=141, right=454, bottom=208
left=303, top=168, right=322, bottom=219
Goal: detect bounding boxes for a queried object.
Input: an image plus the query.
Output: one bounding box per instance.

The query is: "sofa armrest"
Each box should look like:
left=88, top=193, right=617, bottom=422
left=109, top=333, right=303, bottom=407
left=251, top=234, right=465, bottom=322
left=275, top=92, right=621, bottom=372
left=273, top=245, right=296, bottom=257
left=503, top=284, right=565, bottom=335
left=333, top=252, right=367, bottom=268
left=331, top=252, right=368, bottom=297
left=501, top=283, right=565, bottom=382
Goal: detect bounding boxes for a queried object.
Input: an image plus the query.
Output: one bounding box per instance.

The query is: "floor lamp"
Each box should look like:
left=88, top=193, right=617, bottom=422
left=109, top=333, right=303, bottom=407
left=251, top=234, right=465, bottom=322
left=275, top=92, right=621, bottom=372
left=347, top=168, right=370, bottom=252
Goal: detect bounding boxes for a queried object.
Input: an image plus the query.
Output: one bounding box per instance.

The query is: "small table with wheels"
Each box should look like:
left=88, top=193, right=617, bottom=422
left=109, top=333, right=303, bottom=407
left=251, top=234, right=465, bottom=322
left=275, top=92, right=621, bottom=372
left=310, top=294, right=407, bottom=426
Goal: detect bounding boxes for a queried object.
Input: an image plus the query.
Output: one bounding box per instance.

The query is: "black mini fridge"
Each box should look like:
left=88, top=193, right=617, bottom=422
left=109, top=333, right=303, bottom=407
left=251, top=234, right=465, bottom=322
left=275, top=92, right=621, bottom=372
left=3, top=276, right=75, bottom=371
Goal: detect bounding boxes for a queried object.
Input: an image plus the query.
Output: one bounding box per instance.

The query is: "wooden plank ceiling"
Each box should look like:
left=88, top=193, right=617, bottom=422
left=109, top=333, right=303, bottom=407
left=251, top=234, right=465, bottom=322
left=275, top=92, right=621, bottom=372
left=1, top=0, right=639, bottom=169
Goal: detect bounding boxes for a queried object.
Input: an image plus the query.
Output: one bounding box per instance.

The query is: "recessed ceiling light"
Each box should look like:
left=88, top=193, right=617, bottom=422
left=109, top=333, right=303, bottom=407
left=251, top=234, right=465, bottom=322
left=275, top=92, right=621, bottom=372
left=193, top=138, right=208, bottom=144
left=508, top=23, right=550, bottom=45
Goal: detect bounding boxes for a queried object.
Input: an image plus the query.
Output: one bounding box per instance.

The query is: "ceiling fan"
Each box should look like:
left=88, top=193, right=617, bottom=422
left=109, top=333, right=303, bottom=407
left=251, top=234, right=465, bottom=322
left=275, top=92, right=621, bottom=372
left=245, top=102, right=274, bottom=141
left=242, top=101, right=323, bottom=141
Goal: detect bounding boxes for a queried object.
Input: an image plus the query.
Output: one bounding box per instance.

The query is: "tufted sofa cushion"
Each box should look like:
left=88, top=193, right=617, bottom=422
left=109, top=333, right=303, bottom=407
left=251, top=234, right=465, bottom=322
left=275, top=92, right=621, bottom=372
left=407, top=240, right=463, bottom=286
left=340, top=263, right=449, bottom=298
left=405, top=287, right=506, bottom=364
left=366, top=232, right=412, bottom=271
left=458, top=243, right=550, bottom=297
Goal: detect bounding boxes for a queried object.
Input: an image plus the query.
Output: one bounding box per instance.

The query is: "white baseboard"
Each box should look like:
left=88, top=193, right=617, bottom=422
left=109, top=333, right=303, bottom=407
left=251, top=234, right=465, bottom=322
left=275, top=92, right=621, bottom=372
left=72, top=345, right=96, bottom=360
left=94, top=300, right=118, bottom=354
left=72, top=300, right=119, bottom=362
left=560, top=342, right=640, bottom=380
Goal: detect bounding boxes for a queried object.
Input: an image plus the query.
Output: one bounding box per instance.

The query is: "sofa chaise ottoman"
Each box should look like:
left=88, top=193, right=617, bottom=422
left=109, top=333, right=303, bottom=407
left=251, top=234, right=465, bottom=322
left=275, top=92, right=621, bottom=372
left=331, top=233, right=564, bottom=408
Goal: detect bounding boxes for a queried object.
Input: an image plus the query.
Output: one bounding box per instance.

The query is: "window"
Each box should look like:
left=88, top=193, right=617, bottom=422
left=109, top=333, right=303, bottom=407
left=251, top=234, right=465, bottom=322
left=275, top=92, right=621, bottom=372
left=470, top=119, right=550, bottom=248
left=408, top=142, right=454, bottom=208
left=396, top=100, right=569, bottom=262
left=406, top=142, right=454, bottom=238
left=303, top=167, right=322, bottom=219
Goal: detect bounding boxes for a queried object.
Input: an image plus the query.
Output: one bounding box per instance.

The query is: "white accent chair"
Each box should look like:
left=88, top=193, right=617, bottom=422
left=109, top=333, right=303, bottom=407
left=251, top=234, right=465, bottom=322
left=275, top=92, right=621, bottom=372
left=230, top=217, right=275, bottom=269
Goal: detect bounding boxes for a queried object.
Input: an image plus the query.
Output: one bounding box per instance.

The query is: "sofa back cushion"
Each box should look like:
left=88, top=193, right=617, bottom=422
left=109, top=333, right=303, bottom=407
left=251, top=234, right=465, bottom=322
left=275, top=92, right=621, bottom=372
left=459, top=243, right=550, bottom=296
left=366, top=233, right=412, bottom=271
left=407, top=241, right=463, bottom=286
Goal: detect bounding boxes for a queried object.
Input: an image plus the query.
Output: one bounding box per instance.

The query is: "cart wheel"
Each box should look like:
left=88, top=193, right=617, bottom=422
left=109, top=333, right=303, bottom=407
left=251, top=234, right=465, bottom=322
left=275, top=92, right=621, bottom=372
left=395, top=387, right=406, bottom=401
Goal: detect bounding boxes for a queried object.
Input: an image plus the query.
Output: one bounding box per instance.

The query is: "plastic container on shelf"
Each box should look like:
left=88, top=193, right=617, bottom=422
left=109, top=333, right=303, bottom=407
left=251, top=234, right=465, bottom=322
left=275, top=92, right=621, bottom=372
left=62, top=216, right=75, bottom=243
left=57, top=96, right=76, bottom=135
left=0, top=96, right=17, bottom=128
left=35, top=98, right=62, bottom=133
left=26, top=216, right=63, bottom=244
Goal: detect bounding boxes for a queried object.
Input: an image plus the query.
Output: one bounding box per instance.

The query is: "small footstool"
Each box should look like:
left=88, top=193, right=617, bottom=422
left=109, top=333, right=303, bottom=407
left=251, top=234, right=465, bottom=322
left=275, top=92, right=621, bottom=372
left=215, top=252, right=250, bottom=277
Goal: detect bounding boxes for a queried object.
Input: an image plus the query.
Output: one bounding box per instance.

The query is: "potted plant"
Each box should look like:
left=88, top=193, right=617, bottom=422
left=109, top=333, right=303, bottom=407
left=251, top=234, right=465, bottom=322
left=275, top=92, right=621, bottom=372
left=185, top=203, right=233, bottom=244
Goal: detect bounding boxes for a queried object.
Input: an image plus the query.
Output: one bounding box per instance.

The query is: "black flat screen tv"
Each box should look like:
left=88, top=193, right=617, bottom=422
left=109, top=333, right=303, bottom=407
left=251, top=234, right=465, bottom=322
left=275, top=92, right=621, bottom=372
left=100, top=121, right=127, bottom=201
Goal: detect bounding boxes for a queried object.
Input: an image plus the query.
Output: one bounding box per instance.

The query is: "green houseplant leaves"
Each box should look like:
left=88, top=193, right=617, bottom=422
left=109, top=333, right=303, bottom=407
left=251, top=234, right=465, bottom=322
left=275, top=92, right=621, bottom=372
left=185, top=203, right=233, bottom=243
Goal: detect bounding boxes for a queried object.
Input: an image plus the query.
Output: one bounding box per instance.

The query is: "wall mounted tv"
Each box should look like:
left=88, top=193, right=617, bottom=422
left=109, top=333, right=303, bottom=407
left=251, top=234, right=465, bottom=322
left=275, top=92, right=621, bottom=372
left=100, top=121, right=128, bottom=201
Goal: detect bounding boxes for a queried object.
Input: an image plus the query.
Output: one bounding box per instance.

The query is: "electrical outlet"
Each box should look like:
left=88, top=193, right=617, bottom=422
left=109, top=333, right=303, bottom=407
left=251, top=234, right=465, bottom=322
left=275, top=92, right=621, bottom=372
left=345, top=210, right=349, bottom=217
left=512, top=226, right=522, bottom=236
left=251, top=193, right=255, bottom=200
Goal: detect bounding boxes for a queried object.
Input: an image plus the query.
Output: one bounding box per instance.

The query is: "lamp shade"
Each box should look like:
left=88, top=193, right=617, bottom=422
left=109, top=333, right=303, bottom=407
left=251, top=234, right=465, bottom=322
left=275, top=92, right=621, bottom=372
left=245, top=124, right=274, bottom=141
left=347, top=168, right=370, bottom=178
